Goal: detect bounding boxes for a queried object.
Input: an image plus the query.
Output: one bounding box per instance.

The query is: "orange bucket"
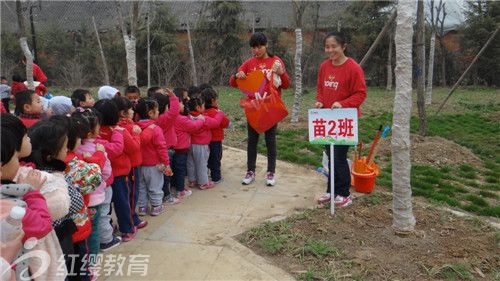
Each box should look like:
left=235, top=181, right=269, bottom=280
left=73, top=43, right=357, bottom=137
left=351, top=163, right=379, bottom=193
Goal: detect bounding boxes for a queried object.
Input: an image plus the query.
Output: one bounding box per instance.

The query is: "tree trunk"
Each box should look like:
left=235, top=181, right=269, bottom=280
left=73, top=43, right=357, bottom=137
left=440, top=40, right=447, bottom=86
left=291, top=28, right=303, bottom=123
left=360, top=9, right=397, bottom=68
left=426, top=30, right=436, bottom=105
left=92, top=16, right=110, bottom=85
left=186, top=22, right=198, bottom=86
left=416, top=0, right=427, bottom=136
left=392, top=0, right=416, bottom=233
left=147, top=11, right=151, bottom=88
left=386, top=28, right=393, bottom=91
left=124, top=36, right=138, bottom=86
left=16, top=0, right=34, bottom=90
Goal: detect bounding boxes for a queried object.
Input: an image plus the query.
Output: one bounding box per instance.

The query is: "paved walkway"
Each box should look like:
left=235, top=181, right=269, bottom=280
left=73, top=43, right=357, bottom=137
left=104, top=146, right=324, bottom=281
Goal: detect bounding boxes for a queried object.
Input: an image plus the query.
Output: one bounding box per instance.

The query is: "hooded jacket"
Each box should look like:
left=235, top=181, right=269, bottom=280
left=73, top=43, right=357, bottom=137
left=137, top=119, right=169, bottom=166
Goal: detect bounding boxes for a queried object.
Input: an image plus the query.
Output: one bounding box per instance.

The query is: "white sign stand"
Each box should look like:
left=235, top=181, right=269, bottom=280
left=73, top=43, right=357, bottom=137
left=330, top=143, right=335, bottom=215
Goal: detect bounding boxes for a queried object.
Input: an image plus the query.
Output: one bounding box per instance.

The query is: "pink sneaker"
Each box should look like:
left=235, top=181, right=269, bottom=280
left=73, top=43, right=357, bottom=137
left=178, top=188, right=193, bottom=198
left=334, top=195, right=352, bottom=207
left=121, top=227, right=137, bottom=242
left=188, top=181, right=198, bottom=188
left=199, top=181, right=215, bottom=190
left=150, top=205, right=165, bottom=216
left=318, top=193, right=331, bottom=204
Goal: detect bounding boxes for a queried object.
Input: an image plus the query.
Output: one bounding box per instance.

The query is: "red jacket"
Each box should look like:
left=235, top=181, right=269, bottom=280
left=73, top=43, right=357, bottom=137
left=229, top=55, right=290, bottom=97
left=204, top=107, right=230, bottom=142
left=173, top=115, right=205, bottom=150
left=0, top=102, right=5, bottom=113
left=11, top=81, right=28, bottom=97
left=19, top=116, right=40, bottom=128
left=157, top=95, right=180, bottom=149
left=189, top=111, right=224, bottom=145
left=316, top=58, right=367, bottom=116
left=118, top=118, right=142, bottom=167
left=99, top=126, right=136, bottom=177
left=137, top=119, right=169, bottom=166
left=33, top=63, right=47, bottom=83
left=22, top=190, right=53, bottom=242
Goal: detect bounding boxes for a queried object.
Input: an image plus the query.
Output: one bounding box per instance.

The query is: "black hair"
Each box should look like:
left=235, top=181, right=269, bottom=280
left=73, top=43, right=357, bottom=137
left=71, top=89, right=91, bottom=107
left=147, top=86, right=162, bottom=98
left=149, top=92, right=169, bottom=114
left=173, top=87, right=188, bottom=100
left=324, top=31, right=347, bottom=47
left=187, top=96, right=204, bottom=112
left=0, top=76, right=7, bottom=80
left=187, top=86, right=201, bottom=98
left=124, top=85, right=141, bottom=96
left=198, top=83, right=213, bottom=92
left=12, top=74, right=24, bottom=83
left=93, top=99, right=119, bottom=126
left=112, top=96, right=134, bottom=115
left=15, top=90, right=36, bottom=114
left=249, top=32, right=274, bottom=57
left=201, top=88, right=218, bottom=109
left=1, top=113, right=27, bottom=152
left=49, top=115, right=88, bottom=151
left=71, top=108, right=101, bottom=139
left=24, top=120, right=67, bottom=170
left=135, top=98, right=158, bottom=120
left=1, top=129, right=17, bottom=165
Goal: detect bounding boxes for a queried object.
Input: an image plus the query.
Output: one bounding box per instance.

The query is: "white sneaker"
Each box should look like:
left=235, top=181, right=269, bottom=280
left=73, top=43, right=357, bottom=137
left=334, top=195, right=352, bottom=207
left=266, top=172, right=276, bottom=186
left=318, top=193, right=331, bottom=204
left=242, top=171, right=255, bottom=185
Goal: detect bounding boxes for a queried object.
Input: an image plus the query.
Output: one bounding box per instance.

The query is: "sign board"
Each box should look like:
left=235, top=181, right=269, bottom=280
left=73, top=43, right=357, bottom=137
left=308, top=108, right=358, bottom=145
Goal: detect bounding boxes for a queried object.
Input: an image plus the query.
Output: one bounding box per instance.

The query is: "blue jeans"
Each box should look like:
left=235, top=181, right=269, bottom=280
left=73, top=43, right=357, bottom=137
left=128, top=168, right=141, bottom=226
left=324, top=145, right=351, bottom=197
left=172, top=152, right=188, bottom=192
left=208, top=141, right=223, bottom=182
left=111, top=176, right=134, bottom=234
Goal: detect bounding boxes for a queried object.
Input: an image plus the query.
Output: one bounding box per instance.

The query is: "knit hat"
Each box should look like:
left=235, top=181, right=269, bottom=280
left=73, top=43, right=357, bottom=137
left=40, top=96, right=49, bottom=113
left=48, top=96, right=74, bottom=115
left=98, top=86, right=119, bottom=100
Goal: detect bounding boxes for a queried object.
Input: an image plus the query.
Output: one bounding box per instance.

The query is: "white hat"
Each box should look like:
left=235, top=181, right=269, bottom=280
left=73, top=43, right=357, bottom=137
left=49, top=96, right=74, bottom=115
left=98, top=86, right=119, bottom=100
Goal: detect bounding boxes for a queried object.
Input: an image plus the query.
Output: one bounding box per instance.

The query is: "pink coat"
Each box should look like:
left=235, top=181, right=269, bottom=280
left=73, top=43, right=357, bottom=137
left=157, top=95, right=180, bottom=149
left=137, top=119, right=169, bottom=166
left=189, top=112, right=224, bottom=145
left=173, top=115, right=205, bottom=150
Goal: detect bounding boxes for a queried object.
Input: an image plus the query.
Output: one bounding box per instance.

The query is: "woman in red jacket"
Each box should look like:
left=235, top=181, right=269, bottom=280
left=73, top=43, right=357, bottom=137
left=229, top=32, right=289, bottom=187
left=315, top=32, right=367, bottom=207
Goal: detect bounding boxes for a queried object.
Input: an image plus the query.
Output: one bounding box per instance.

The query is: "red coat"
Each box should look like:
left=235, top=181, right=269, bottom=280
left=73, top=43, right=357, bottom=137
left=137, top=119, right=169, bottom=166
left=20, top=117, right=40, bottom=128
left=204, top=108, right=230, bottom=142
left=189, top=111, right=224, bottom=145
left=11, top=81, right=28, bottom=97
left=33, top=63, right=47, bottom=83
left=118, top=118, right=142, bottom=167
left=157, top=95, right=180, bottom=149
left=99, top=126, right=137, bottom=177
left=173, top=115, right=205, bottom=150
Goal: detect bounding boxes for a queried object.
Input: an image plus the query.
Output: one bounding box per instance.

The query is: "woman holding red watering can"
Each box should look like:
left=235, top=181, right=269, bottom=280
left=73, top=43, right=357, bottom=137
left=229, top=32, right=289, bottom=187
left=315, top=32, right=367, bottom=206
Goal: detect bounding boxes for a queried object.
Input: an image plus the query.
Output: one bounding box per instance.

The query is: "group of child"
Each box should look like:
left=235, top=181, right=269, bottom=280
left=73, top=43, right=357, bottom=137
left=0, top=83, right=229, bottom=280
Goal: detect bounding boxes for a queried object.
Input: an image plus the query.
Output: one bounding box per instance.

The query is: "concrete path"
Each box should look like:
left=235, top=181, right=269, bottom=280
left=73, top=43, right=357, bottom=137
left=103, top=146, right=324, bottom=281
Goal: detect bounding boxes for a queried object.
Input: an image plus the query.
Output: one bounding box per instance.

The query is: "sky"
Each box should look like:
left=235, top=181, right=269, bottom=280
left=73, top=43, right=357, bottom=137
left=432, top=0, right=466, bottom=26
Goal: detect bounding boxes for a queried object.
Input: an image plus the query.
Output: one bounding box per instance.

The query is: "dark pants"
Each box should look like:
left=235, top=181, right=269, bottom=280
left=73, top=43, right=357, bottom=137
left=128, top=168, right=141, bottom=226
left=247, top=123, right=277, bottom=173
left=87, top=205, right=101, bottom=258
left=111, top=175, right=134, bottom=234
left=55, top=219, right=77, bottom=279
left=172, top=152, right=188, bottom=192
left=69, top=240, right=90, bottom=281
left=324, top=145, right=351, bottom=197
left=208, top=141, right=223, bottom=182
left=2, top=98, right=9, bottom=112
left=162, top=150, right=174, bottom=196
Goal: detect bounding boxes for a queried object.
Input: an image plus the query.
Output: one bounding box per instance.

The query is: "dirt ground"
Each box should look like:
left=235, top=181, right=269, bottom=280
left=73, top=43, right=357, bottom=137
left=241, top=193, right=499, bottom=280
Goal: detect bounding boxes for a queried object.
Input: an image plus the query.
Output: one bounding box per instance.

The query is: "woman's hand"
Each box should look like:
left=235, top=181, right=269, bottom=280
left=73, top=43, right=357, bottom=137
left=235, top=71, right=246, bottom=79
left=331, top=102, right=342, bottom=109
left=314, top=102, right=323, bottom=108
left=272, top=61, right=284, bottom=75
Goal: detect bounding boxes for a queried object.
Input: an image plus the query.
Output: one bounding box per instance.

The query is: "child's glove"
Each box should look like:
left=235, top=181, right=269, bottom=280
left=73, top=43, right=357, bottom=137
left=156, top=164, right=173, bottom=176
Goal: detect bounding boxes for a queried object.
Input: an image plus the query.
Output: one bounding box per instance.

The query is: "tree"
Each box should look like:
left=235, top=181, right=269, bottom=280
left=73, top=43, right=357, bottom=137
left=436, top=2, right=447, bottom=86
left=116, top=1, right=141, bottom=87
left=416, top=0, right=427, bottom=136
left=386, top=25, right=394, bottom=91
left=425, top=0, right=443, bottom=105
left=392, top=0, right=416, bottom=234
left=290, top=0, right=308, bottom=123
left=359, top=9, right=397, bottom=68
left=92, top=16, right=110, bottom=85
left=16, top=0, right=34, bottom=90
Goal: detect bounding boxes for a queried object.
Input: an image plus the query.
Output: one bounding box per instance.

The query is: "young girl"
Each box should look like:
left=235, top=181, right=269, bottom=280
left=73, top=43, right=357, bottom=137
left=93, top=99, right=137, bottom=242
left=186, top=97, right=223, bottom=190
left=315, top=31, right=367, bottom=207
left=229, top=32, right=290, bottom=186
left=15, top=89, right=43, bottom=127
left=172, top=94, right=205, bottom=198
left=113, top=96, right=147, bottom=228
left=71, top=89, right=96, bottom=108
left=135, top=98, right=171, bottom=216
left=201, top=88, right=230, bottom=184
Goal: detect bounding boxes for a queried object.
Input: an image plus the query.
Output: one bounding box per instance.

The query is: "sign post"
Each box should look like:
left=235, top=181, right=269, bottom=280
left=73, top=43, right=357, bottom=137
left=308, top=108, right=358, bottom=215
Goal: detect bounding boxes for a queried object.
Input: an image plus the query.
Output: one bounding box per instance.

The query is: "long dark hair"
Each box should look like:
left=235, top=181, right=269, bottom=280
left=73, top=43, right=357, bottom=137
left=135, top=98, right=159, bottom=120
left=250, top=32, right=274, bottom=57
left=23, top=120, right=68, bottom=171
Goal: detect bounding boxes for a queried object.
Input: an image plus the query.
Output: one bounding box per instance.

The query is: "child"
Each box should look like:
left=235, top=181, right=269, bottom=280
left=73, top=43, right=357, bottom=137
left=98, top=86, right=120, bottom=100
left=49, top=96, right=75, bottom=116
left=147, top=86, right=163, bottom=98
left=15, top=89, right=43, bottom=127
left=113, top=96, right=148, bottom=229
left=0, top=76, right=11, bottom=112
left=201, top=88, right=230, bottom=184
left=172, top=94, right=205, bottom=198
left=187, top=85, right=201, bottom=99
left=124, top=85, right=141, bottom=103
left=135, top=98, right=171, bottom=216
left=71, top=89, right=96, bottom=108
left=186, top=96, right=224, bottom=190
left=94, top=99, right=137, bottom=242
left=10, top=74, right=28, bottom=114
left=173, top=87, right=190, bottom=103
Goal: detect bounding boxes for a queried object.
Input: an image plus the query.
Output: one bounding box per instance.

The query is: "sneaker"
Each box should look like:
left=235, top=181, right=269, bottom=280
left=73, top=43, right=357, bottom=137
left=199, top=181, right=215, bottom=190
left=317, top=193, right=331, bottom=204
left=266, top=172, right=276, bottom=186
left=188, top=181, right=198, bottom=188
left=100, top=236, right=122, bottom=252
left=178, top=189, right=192, bottom=198
left=138, top=206, right=148, bottom=216
left=121, top=227, right=137, bottom=242
left=334, top=195, right=352, bottom=207
left=242, top=171, right=255, bottom=185
left=165, top=194, right=181, bottom=205
left=150, top=204, right=165, bottom=216
left=213, top=177, right=224, bottom=184
left=136, top=220, right=148, bottom=229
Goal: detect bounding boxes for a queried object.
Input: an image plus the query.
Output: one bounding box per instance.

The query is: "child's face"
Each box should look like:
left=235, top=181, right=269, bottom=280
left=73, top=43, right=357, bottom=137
left=1, top=151, right=19, bottom=181
left=81, top=94, right=95, bottom=107
left=251, top=44, right=268, bottom=58
left=126, top=92, right=140, bottom=103
left=148, top=107, right=159, bottom=120
left=182, top=91, right=190, bottom=102
left=55, top=137, right=68, bottom=161
left=18, top=134, right=32, bottom=158
left=26, top=94, right=43, bottom=114
left=0, top=79, right=7, bottom=84
left=125, top=108, right=134, bottom=120
left=196, top=104, right=205, bottom=113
